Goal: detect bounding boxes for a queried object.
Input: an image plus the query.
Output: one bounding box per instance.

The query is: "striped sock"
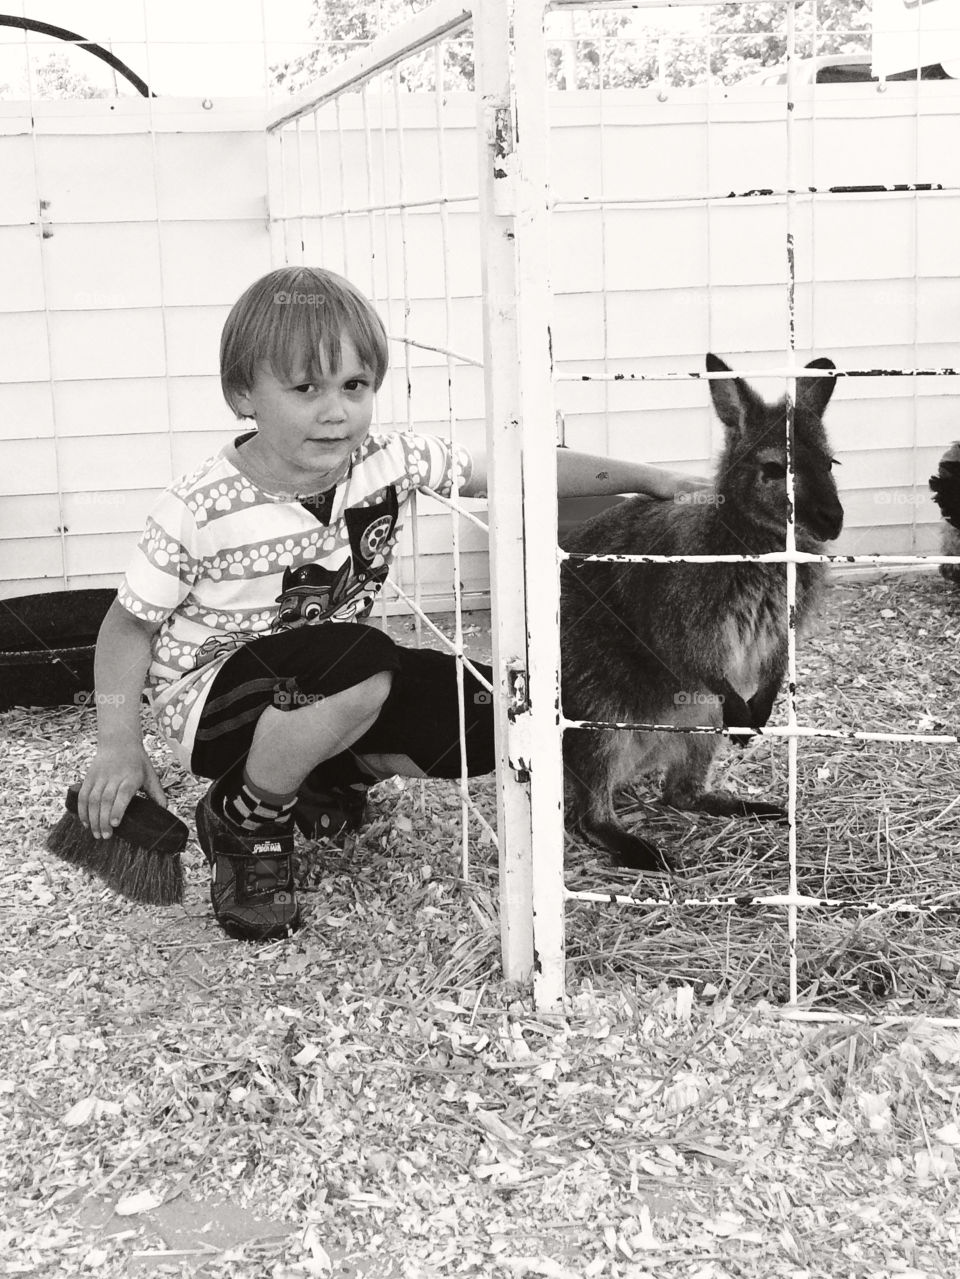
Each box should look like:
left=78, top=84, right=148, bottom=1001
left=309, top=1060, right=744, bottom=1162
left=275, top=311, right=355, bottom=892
left=221, top=770, right=298, bottom=833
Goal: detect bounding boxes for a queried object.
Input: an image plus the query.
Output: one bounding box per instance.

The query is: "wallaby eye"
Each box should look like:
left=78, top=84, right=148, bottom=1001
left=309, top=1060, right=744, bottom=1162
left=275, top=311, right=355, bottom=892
left=760, top=461, right=787, bottom=482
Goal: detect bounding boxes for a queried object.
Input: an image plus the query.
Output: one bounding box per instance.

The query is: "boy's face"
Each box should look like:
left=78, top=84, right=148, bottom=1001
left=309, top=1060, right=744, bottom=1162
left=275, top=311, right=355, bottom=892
left=234, top=332, right=375, bottom=489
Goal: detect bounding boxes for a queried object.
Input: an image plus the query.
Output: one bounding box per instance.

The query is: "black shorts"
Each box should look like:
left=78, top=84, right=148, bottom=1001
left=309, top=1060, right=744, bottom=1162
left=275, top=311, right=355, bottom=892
left=190, top=622, right=495, bottom=787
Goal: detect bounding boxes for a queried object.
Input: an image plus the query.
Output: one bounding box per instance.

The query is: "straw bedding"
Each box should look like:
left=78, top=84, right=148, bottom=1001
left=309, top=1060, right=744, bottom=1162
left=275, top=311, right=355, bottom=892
left=2, top=572, right=958, bottom=1277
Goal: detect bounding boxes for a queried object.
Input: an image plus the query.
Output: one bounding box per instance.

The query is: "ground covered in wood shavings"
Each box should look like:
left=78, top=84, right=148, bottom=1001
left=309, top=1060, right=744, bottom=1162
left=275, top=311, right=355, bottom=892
left=2, top=576, right=960, bottom=1278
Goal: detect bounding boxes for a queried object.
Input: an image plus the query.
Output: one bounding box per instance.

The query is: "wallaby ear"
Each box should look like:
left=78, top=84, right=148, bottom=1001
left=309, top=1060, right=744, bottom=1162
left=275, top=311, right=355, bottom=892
left=706, top=353, right=757, bottom=438
left=797, top=357, right=837, bottom=418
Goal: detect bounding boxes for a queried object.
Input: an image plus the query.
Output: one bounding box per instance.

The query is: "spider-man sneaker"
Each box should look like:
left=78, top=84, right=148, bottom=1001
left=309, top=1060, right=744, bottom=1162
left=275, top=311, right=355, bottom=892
left=196, top=783, right=301, bottom=940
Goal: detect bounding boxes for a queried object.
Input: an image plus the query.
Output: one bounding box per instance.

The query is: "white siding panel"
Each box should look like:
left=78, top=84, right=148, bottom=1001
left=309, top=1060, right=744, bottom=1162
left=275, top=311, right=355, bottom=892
left=707, top=119, right=788, bottom=197
left=395, top=509, right=489, bottom=556
left=0, top=312, right=51, bottom=382
left=61, top=489, right=155, bottom=536
left=48, top=309, right=166, bottom=381
left=64, top=532, right=139, bottom=578
left=809, top=281, right=924, bottom=350
left=43, top=223, right=163, bottom=311
left=0, top=135, right=40, bottom=228
left=35, top=133, right=158, bottom=224
left=164, top=304, right=230, bottom=377
left=0, top=437, right=59, bottom=495
left=0, top=493, right=60, bottom=539
left=167, top=375, right=236, bottom=434
left=0, top=382, right=54, bottom=441
left=808, top=114, right=920, bottom=190
left=398, top=297, right=484, bottom=366
left=551, top=210, right=604, bottom=296
left=54, top=378, right=170, bottom=438
left=375, top=210, right=482, bottom=302
left=709, top=203, right=789, bottom=287
left=1, top=577, right=75, bottom=599
left=604, top=122, right=708, bottom=204
left=916, top=392, right=960, bottom=448
left=0, top=225, right=44, bottom=312
left=918, top=278, right=960, bottom=345
left=917, top=198, right=960, bottom=277
left=603, top=288, right=711, bottom=361
left=840, top=488, right=939, bottom=531
left=169, top=430, right=233, bottom=477
left=0, top=535, right=62, bottom=582
left=917, top=111, right=960, bottom=187
left=159, top=221, right=271, bottom=307
left=552, top=293, right=607, bottom=364
left=563, top=408, right=711, bottom=467
left=811, top=198, right=917, bottom=283
left=155, top=131, right=267, bottom=222
left=56, top=433, right=175, bottom=492
left=708, top=284, right=791, bottom=356
left=605, top=205, right=709, bottom=291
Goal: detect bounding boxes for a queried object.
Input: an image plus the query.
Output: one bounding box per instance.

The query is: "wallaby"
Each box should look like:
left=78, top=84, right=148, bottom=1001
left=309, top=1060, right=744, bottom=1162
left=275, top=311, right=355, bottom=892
left=929, top=441, right=960, bottom=585
left=560, top=353, right=844, bottom=873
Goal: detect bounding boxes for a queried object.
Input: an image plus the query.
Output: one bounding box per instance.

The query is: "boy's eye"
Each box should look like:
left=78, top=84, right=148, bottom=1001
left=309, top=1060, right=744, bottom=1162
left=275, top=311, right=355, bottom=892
left=343, top=378, right=370, bottom=393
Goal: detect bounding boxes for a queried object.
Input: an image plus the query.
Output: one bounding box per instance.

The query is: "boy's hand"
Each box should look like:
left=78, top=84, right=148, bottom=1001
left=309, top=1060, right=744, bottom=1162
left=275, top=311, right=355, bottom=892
left=77, top=746, right=167, bottom=840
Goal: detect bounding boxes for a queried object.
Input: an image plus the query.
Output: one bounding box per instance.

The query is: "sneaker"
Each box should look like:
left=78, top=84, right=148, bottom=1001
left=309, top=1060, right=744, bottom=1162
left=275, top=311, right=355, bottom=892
left=293, top=781, right=369, bottom=843
left=196, top=783, right=301, bottom=941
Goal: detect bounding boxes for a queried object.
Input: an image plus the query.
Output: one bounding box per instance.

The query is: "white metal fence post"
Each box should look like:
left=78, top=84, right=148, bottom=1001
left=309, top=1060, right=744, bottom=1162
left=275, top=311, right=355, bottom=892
left=474, top=0, right=536, bottom=985
left=512, top=0, right=567, bottom=1010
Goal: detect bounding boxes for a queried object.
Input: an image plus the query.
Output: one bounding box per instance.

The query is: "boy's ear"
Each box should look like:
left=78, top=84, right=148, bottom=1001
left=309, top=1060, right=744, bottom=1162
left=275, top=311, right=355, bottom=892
left=230, top=387, right=255, bottom=419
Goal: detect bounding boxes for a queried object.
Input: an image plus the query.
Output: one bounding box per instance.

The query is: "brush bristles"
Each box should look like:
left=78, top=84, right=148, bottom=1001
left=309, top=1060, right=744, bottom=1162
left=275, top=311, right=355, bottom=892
left=47, top=812, right=184, bottom=906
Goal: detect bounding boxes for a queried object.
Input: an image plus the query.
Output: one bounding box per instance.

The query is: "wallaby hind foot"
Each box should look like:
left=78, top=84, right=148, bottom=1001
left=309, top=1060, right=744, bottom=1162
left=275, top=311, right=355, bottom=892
left=574, top=814, right=676, bottom=873
left=663, top=788, right=786, bottom=821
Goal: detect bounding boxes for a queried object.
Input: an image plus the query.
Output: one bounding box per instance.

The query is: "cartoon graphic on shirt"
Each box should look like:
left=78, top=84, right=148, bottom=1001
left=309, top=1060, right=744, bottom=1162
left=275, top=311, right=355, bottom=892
left=275, top=561, right=356, bottom=626
left=194, top=632, right=250, bottom=668
left=274, top=488, right=400, bottom=629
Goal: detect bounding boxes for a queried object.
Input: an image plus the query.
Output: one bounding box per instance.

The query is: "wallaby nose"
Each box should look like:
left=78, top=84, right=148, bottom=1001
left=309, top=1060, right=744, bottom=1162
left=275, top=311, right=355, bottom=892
left=813, top=498, right=844, bottom=542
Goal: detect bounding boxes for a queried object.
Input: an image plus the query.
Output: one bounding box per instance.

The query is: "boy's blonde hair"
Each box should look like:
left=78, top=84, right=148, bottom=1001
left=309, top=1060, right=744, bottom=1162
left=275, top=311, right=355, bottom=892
left=220, top=266, right=390, bottom=417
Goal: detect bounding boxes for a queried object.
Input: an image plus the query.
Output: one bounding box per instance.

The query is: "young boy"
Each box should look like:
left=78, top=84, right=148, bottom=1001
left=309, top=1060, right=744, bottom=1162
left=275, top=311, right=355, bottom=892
left=77, top=265, right=701, bottom=942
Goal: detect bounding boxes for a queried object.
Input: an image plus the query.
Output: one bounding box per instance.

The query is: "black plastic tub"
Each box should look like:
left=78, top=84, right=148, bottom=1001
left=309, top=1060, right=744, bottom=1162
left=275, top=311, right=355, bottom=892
left=0, top=589, right=115, bottom=712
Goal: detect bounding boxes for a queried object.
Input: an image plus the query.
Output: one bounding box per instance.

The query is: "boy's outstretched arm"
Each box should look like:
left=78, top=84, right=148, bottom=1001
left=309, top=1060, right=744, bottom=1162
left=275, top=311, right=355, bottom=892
left=77, top=599, right=166, bottom=840
left=458, top=448, right=710, bottom=500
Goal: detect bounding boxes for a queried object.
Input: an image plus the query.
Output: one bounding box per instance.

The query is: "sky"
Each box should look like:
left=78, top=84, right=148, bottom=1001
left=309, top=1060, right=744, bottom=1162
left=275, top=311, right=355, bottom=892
left=0, top=0, right=317, bottom=97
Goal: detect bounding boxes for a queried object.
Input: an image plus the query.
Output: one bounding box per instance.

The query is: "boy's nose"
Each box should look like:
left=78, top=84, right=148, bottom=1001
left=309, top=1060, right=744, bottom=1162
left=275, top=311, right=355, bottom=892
left=318, top=393, right=346, bottom=422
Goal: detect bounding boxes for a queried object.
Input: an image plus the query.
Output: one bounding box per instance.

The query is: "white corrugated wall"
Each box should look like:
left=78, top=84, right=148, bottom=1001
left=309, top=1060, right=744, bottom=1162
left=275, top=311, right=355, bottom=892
left=1, top=82, right=958, bottom=601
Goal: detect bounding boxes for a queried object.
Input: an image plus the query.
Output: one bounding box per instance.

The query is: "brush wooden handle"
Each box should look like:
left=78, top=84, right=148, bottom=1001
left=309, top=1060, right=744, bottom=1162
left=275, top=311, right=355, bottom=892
left=64, top=783, right=188, bottom=855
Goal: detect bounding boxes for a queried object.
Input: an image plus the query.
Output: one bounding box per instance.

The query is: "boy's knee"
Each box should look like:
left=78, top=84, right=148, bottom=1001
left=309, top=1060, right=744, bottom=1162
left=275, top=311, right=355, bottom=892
left=350, top=669, right=393, bottom=718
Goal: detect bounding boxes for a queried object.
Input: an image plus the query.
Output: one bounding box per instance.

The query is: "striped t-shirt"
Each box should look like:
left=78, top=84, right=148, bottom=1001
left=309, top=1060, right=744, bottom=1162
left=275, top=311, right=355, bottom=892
left=118, top=429, right=472, bottom=765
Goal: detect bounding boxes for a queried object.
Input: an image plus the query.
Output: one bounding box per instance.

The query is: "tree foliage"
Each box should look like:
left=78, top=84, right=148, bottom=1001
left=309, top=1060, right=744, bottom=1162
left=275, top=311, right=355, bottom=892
left=271, top=0, right=872, bottom=95
left=0, top=51, right=109, bottom=100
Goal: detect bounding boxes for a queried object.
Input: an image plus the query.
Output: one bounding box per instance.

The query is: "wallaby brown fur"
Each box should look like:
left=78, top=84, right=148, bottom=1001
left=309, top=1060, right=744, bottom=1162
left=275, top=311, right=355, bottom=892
left=560, top=354, right=844, bottom=873
left=929, top=441, right=960, bottom=585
